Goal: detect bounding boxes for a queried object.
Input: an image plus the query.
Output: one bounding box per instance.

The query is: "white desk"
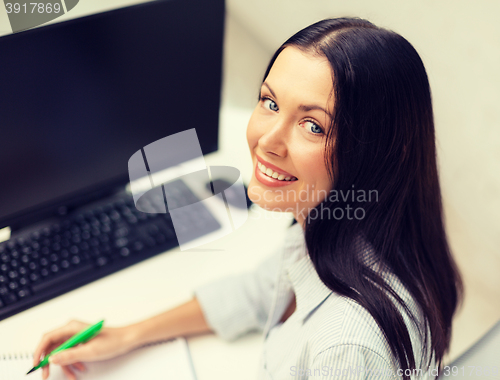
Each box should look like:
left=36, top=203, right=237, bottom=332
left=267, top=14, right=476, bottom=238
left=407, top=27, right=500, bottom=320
left=0, top=106, right=295, bottom=379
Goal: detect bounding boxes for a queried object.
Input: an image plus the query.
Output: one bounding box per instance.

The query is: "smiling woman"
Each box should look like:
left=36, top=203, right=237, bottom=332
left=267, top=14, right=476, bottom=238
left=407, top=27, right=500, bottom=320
left=194, top=17, right=463, bottom=379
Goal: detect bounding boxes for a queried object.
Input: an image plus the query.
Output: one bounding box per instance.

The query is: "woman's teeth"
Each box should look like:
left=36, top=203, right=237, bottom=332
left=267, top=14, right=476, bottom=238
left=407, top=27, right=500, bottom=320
left=257, top=162, right=297, bottom=181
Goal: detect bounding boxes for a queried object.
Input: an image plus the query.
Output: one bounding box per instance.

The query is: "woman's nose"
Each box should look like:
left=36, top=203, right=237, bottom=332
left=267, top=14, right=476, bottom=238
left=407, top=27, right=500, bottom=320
left=258, top=118, right=289, bottom=158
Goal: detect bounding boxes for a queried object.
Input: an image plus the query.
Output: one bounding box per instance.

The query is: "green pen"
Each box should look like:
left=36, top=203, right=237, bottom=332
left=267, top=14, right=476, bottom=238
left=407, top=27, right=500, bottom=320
left=26, top=320, right=104, bottom=375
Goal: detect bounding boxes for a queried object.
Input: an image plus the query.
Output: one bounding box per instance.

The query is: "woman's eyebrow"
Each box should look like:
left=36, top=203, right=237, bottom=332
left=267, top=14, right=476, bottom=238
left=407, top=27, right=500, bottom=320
left=262, top=81, right=332, bottom=118
left=262, top=82, right=277, bottom=98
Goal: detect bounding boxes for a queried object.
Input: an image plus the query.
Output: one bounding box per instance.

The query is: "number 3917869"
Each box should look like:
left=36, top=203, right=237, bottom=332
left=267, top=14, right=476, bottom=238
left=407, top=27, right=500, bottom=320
left=5, top=3, right=62, bottom=14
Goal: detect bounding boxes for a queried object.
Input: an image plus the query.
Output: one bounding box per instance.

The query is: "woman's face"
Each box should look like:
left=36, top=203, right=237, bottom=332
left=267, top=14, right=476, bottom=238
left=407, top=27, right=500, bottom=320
left=246, top=46, right=335, bottom=226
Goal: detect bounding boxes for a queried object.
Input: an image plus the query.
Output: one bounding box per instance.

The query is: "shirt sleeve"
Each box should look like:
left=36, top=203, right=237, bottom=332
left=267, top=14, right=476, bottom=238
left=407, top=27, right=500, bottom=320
left=192, top=246, right=282, bottom=341
left=307, top=344, right=396, bottom=380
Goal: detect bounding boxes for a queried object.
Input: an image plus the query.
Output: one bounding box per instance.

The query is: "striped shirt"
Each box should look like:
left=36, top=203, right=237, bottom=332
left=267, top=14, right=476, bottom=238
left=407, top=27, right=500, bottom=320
left=194, top=222, right=437, bottom=379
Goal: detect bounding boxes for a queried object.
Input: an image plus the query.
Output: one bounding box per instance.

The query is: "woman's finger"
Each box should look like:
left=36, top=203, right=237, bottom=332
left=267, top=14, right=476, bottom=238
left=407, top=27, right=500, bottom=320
left=61, top=365, right=77, bottom=380
left=33, top=321, right=88, bottom=367
left=39, top=340, right=64, bottom=380
left=42, top=365, right=49, bottom=380
left=72, top=362, right=87, bottom=372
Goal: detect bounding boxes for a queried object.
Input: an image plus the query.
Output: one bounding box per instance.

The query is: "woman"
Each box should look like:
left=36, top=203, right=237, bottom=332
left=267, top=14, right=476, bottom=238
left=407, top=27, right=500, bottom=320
left=33, top=18, right=463, bottom=380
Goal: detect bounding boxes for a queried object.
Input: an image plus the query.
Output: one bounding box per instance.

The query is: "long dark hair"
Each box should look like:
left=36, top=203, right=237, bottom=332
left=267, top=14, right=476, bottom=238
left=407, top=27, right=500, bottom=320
left=261, top=18, right=464, bottom=378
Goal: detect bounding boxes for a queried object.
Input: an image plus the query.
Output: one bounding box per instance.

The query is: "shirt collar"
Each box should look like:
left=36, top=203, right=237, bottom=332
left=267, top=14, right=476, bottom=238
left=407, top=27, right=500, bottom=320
left=281, top=224, right=382, bottom=322
left=286, top=253, right=333, bottom=322
left=281, top=222, right=332, bottom=322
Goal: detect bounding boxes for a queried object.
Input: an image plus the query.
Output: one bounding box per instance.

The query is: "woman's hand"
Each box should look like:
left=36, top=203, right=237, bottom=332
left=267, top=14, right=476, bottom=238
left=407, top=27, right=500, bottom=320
left=33, top=319, right=137, bottom=380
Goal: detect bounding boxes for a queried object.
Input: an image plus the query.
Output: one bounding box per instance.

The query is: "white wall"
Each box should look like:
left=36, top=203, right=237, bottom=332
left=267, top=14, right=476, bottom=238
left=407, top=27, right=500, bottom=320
left=1, top=0, right=498, bottom=363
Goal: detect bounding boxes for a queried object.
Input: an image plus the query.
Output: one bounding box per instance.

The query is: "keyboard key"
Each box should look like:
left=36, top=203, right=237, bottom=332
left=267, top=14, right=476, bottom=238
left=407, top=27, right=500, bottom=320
left=8, top=271, right=18, bottom=279
left=0, top=286, right=8, bottom=296
left=126, top=215, right=138, bottom=224
left=115, top=238, right=128, bottom=248
left=17, top=288, right=31, bottom=299
left=114, top=227, right=129, bottom=238
left=96, top=257, right=109, bottom=266
left=109, top=210, right=120, bottom=221
left=99, top=214, right=110, bottom=224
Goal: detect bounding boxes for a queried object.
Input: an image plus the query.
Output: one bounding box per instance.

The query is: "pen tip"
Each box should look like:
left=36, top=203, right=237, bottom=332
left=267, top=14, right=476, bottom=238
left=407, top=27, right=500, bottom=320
left=26, top=367, right=36, bottom=375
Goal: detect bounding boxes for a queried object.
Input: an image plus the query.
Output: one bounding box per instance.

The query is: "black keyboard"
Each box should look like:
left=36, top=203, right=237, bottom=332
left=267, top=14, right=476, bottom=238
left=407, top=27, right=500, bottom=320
left=0, top=179, right=221, bottom=321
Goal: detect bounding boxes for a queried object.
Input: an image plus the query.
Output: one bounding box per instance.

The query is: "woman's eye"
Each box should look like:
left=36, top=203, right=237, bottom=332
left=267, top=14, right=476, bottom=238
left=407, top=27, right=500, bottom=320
left=263, top=98, right=279, bottom=112
left=304, top=120, right=323, bottom=134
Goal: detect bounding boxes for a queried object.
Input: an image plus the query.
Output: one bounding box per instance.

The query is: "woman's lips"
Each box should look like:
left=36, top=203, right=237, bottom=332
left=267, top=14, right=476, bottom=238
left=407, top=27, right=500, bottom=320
left=255, top=154, right=296, bottom=178
left=254, top=158, right=298, bottom=188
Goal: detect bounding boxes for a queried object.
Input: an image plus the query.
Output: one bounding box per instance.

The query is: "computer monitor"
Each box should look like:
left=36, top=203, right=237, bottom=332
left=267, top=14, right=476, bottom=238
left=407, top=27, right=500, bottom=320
left=0, top=0, right=225, bottom=232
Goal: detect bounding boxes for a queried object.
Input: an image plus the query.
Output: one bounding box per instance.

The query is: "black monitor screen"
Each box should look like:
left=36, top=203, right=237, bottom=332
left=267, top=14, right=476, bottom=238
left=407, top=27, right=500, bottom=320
left=0, top=0, right=224, bottom=229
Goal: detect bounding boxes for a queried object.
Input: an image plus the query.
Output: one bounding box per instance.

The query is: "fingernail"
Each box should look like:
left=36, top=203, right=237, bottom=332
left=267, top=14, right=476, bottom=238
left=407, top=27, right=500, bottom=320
left=49, top=355, right=57, bottom=364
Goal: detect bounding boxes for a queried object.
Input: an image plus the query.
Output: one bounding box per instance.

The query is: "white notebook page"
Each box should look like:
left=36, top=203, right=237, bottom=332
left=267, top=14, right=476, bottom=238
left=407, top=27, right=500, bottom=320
left=0, top=338, right=197, bottom=380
